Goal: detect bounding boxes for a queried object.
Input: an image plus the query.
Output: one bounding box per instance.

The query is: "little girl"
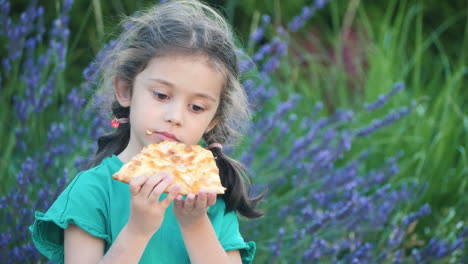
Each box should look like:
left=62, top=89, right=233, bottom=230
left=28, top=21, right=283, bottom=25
left=30, top=1, right=263, bottom=263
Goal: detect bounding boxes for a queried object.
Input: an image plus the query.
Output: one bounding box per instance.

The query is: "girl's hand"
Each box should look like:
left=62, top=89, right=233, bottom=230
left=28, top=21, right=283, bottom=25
left=126, top=173, right=180, bottom=238
left=173, top=190, right=217, bottom=228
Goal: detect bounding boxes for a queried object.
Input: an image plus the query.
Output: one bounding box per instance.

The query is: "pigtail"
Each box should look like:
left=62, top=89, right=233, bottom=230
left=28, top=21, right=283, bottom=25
left=87, top=101, right=130, bottom=169
left=210, top=146, right=264, bottom=219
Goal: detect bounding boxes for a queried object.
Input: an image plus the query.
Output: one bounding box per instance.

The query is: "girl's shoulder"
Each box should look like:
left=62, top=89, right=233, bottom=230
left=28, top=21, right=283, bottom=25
left=83, top=154, right=123, bottom=177
left=66, top=155, right=123, bottom=192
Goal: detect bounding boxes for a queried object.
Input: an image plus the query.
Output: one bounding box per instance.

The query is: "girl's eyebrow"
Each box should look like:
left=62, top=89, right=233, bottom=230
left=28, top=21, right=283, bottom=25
left=147, top=78, right=217, bottom=103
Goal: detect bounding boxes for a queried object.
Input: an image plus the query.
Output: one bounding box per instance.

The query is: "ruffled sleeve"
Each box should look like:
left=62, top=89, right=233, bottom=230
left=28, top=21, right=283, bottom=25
left=30, top=166, right=111, bottom=264
left=218, top=210, right=256, bottom=264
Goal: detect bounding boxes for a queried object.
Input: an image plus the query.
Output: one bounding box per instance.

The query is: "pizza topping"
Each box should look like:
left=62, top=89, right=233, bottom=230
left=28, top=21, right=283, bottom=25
left=112, top=141, right=225, bottom=195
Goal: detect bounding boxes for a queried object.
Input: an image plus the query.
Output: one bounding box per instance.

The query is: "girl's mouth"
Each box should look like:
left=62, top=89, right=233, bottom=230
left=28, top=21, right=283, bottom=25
left=146, top=130, right=178, bottom=142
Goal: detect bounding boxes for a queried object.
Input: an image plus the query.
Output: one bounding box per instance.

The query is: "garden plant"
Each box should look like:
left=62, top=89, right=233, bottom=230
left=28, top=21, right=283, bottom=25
left=0, top=0, right=466, bottom=263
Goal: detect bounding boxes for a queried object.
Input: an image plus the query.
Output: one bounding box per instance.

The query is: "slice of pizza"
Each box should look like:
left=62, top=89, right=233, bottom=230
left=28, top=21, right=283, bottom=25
left=112, top=141, right=226, bottom=195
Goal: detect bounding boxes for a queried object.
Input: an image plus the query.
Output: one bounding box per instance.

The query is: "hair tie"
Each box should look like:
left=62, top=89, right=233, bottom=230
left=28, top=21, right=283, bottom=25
left=111, top=118, right=129, bottom=128
left=207, top=143, right=223, bottom=150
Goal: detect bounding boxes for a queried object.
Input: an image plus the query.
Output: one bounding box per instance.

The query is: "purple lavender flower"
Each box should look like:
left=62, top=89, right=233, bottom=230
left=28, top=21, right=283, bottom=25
left=67, top=88, right=86, bottom=109
left=393, top=249, right=402, bottom=263
left=250, top=15, right=272, bottom=44
left=402, top=204, right=431, bottom=226
left=412, top=249, right=423, bottom=263
left=288, top=0, right=329, bottom=32
left=365, top=82, right=405, bottom=111
left=356, top=104, right=413, bottom=137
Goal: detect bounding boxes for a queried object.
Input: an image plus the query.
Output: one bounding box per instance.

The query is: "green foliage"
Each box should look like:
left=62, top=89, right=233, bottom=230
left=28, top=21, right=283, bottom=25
left=250, top=0, right=467, bottom=258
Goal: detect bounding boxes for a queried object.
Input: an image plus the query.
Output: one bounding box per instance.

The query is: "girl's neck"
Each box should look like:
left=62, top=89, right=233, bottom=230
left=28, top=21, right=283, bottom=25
left=117, top=150, right=134, bottom=164
left=117, top=143, right=140, bottom=164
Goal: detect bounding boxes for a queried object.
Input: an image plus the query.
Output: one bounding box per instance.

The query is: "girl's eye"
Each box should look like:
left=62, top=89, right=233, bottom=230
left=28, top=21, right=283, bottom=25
left=190, top=104, right=204, bottom=112
left=154, top=92, right=169, bottom=101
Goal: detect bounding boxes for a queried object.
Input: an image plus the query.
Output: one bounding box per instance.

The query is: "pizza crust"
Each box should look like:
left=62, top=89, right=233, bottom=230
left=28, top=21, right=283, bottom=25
left=112, top=141, right=226, bottom=195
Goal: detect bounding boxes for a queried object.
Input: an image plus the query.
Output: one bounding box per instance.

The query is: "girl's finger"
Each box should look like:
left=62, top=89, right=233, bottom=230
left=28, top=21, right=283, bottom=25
left=195, top=190, right=207, bottom=209
left=129, top=175, right=148, bottom=195
left=184, top=193, right=196, bottom=210
left=140, top=172, right=167, bottom=198
left=161, top=185, right=180, bottom=208
left=174, top=195, right=184, bottom=210
left=206, top=192, right=217, bottom=207
left=148, top=176, right=174, bottom=203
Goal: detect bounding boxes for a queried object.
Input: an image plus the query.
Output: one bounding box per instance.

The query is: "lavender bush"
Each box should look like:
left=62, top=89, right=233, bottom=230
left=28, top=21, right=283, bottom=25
left=1, top=0, right=466, bottom=263
left=0, top=0, right=108, bottom=262
left=234, top=0, right=467, bottom=262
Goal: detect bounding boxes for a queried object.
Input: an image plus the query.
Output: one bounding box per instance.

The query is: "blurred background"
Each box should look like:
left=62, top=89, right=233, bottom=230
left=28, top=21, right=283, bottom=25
left=1, top=0, right=467, bottom=263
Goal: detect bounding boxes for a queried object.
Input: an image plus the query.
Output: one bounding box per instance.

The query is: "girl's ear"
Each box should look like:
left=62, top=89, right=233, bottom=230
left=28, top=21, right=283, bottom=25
left=114, top=76, right=131, bottom=107
left=205, top=119, right=218, bottom=133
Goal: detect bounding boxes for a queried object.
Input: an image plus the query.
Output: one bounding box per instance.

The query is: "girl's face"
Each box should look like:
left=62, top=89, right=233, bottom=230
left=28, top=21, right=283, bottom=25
left=115, top=54, right=224, bottom=161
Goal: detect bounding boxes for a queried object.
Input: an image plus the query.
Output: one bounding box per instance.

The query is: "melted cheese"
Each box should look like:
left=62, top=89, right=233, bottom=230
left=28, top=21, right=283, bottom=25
left=112, top=141, right=225, bottom=195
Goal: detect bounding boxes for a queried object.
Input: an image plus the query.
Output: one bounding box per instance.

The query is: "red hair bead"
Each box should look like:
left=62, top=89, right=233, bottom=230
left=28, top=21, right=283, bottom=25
left=111, top=118, right=120, bottom=128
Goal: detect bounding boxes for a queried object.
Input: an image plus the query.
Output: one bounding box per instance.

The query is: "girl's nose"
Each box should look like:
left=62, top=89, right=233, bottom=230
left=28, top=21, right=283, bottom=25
left=164, top=103, right=183, bottom=126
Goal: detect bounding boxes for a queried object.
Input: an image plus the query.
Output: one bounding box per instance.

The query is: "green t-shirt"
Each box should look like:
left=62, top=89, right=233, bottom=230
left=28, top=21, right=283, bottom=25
left=30, top=155, right=255, bottom=263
